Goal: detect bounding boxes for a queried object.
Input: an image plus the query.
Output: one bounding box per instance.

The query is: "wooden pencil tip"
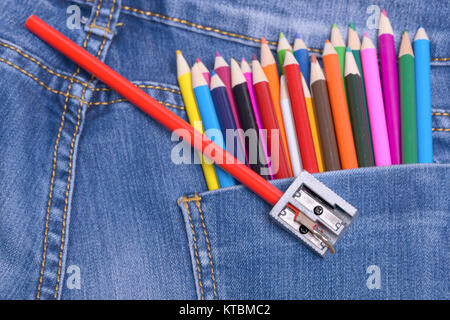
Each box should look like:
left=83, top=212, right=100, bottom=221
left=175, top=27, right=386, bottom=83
left=346, top=46, right=351, bottom=52
left=381, top=9, right=387, bottom=17
left=295, top=32, right=301, bottom=39
left=325, top=39, right=331, bottom=43
left=196, top=58, right=201, bottom=63
left=279, top=32, right=285, bottom=39
left=349, top=22, right=355, bottom=30
left=311, top=54, right=317, bottom=63
left=364, top=32, right=369, bottom=37
left=261, top=37, right=267, bottom=44
left=332, top=23, right=338, bottom=28
left=216, top=51, right=221, bottom=57
left=176, top=50, right=181, bottom=55
left=252, top=54, right=258, bottom=60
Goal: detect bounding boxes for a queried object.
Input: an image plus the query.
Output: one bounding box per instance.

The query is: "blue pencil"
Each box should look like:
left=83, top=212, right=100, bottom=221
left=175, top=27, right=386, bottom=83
left=210, top=70, right=246, bottom=164
left=414, top=27, right=433, bottom=163
left=192, top=63, right=236, bottom=187
left=293, top=34, right=310, bottom=84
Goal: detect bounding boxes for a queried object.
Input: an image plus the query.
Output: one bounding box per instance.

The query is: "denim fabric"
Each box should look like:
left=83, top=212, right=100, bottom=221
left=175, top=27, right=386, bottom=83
left=0, top=0, right=448, bottom=299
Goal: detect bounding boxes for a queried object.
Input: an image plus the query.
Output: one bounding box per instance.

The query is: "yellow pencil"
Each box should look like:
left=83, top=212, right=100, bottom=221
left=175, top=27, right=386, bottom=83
left=176, top=50, right=220, bottom=190
left=301, top=73, right=325, bottom=172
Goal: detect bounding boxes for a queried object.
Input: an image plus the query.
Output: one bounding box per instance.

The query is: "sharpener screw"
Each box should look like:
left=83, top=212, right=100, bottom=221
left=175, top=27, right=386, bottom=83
left=299, top=225, right=309, bottom=234
left=314, top=206, right=323, bottom=215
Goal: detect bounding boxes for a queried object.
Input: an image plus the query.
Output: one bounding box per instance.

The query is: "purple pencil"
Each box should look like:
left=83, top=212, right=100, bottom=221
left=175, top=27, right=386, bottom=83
left=241, top=57, right=274, bottom=178
left=379, top=9, right=401, bottom=164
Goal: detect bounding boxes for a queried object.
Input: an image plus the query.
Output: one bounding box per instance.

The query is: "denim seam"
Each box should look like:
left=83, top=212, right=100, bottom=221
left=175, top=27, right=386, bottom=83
left=433, top=128, right=450, bottom=132
left=0, top=56, right=184, bottom=110
left=119, top=5, right=450, bottom=62
left=432, top=112, right=450, bottom=117
left=179, top=196, right=205, bottom=300
left=36, top=0, right=103, bottom=300
left=193, top=195, right=218, bottom=299
left=0, top=40, right=181, bottom=95
left=53, top=0, right=116, bottom=299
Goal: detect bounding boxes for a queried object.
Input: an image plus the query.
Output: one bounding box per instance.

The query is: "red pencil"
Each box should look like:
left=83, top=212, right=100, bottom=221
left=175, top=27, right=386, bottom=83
left=283, top=51, right=319, bottom=173
left=252, top=59, right=291, bottom=179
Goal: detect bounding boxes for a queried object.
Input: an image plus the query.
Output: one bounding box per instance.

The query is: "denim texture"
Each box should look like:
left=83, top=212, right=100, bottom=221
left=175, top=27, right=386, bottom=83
left=0, top=0, right=448, bottom=299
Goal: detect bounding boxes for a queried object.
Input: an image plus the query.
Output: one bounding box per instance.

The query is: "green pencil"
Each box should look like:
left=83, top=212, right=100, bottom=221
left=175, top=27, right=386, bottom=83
left=331, top=24, right=346, bottom=93
left=345, top=47, right=374, bottom=167
left=348, top=22, right=374, bottom=161
left=277, top=32, right=293, bottom=74
left=399, top=31, right=418, bottom=163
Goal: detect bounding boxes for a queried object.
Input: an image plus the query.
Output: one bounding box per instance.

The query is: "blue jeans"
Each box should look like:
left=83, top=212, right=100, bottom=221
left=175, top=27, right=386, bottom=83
left=0, top=0, right=448, bottom=299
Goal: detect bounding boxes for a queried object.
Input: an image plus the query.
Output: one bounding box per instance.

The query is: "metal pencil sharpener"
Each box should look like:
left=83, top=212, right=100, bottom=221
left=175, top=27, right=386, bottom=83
left=269, top=171, right=358, bottom=257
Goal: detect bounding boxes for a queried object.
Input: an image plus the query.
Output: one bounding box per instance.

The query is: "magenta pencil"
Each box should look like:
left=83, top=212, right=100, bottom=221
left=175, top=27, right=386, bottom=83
left=378, top=9, right=401, bottom=164
left=240, top=57, right=274, bottom=178
left=361, top=33, right=392, bottom=166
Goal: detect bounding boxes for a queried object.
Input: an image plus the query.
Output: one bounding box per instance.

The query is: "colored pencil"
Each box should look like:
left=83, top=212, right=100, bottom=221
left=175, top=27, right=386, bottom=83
left=360, top=33, right=392, bottom=166
left=231, top=58, right=272, bottom=179
left=310, top=55, right=341, bottom=171
left=379, top=9, right=401, bottom=164
left=322, top=40, right=358, bottom=169
left=210, top=70, right=247, bottom=164
left=196, top=58, right=210, bottom=87
left=280, top=75, right=303, bottom=176
left=331, top=24, right=347, bottom=94
left=192, top=63, right=236, bottom=187
left=414, top=27, right=433, bottom=163
left=25, top=15, right=290, bottom=210
left=214, top=52, right=248, bottom=163
left=345, top=47, right=375, bottom=167
left=277, top=32, right=293, bottom=74
left=176, top=51, right=219, bottom=190
left=283, top=50, right=319, bottom=173
left=253, top=58, right=292, bottom=179
left=237, top=58, right=274, bottom=178
left=348, top=22, right=374, bottom=160
left=293, top=35, right=310, bottom=87
left=399, top=31, right=418, bottom=164
left=261, top=39, right=292, bottom=172
left=301, top=73, right=325, bottom=172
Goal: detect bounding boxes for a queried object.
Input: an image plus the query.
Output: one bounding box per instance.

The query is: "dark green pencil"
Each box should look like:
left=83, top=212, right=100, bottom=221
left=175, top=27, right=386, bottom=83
left=344, top=47, right=374, bottom=167
left=399, top=31, right=418, bottom=163
left=348, top=22, right=374, bottom=160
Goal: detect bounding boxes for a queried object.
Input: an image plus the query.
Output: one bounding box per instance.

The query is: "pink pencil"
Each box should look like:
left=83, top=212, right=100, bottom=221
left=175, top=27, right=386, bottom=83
left=379, top=9, right=401, bottom=164
left=241, top=57, right=274, bottom=179
left=196, top=58, right=210, bottom=86
left=214, top=52, right=248, bottom=164
left=361, top=33, right=392, bottom=166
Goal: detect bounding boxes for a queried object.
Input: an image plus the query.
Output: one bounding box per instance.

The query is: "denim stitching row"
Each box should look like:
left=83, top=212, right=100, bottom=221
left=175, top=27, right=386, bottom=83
left=178, top=196, right=205, bottom=300
left=0, top=41, right=181, bottom=95
left=53, top=0, right=116, bottom=298
left=0, top=57, right=184, bottom=110
left=119, top=5, right=449, bottom=62
left=37, top=0, right=103, bottom=300
left=193, top=194, right=218, bottom=299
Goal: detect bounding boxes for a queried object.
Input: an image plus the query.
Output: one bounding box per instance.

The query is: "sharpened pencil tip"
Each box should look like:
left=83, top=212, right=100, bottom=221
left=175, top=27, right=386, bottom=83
left=261, top=37, right=267, bottom=44
left=176, top=50, right=181, bottom=55
left=295, top=33, right=301, bottom=39
left=211, top=70, right=216, bottom=76
left=346, top=46, right=351, bottom=52
left=311, top=54, right=317, bottom=63
left=279, top=32, right=285, bottom=39
left=216, top=51, right=221, bottom=57
left=332, top=23, right=338, bottom=28
left=364, top=32, right=369, bottom=37
left=196, top=58, right=200, bottom=63
left=349, top=22, right=355, bottom=30
left=381, top=9, right=387, bottom=17
left=418, top=25, right=424, bottom=29
left=325, top=39, right=331, bottom=43
left=252, top=54, right=258, bottom=60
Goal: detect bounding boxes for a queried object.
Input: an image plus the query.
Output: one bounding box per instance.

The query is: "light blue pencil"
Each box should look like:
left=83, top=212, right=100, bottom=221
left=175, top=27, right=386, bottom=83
left=192, top=62, right=236, bottom=187
left=414, top=27, right=433, bottom=163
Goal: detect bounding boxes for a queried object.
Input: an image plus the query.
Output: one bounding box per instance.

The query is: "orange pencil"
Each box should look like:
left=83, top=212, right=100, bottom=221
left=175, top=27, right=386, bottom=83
left=322, top=40, right=358, bottom=169
left=260, top=37, right=292, bottom=174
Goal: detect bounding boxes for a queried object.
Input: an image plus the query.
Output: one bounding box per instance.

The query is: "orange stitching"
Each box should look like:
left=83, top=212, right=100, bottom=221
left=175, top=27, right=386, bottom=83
left=94, top=84, right=181, bottom=95
left=89, top=98, right=184, bottom=110
left=432, top=128, right=450, bottom=132
left=87, top=23, right=113, bottom=34
left=54, top=0, right=113, bottom=299
left=194, top=194, right=218, bottom=299
left=432, top=112, right=450, bottom=117
left=178, top=196, right=205, bottom=299
left=121, top=5, right=450, bottom=61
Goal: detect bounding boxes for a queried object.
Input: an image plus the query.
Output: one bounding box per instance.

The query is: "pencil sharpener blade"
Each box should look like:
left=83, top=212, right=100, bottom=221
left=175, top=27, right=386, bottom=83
left=269, top=171, right=358, bottom=257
